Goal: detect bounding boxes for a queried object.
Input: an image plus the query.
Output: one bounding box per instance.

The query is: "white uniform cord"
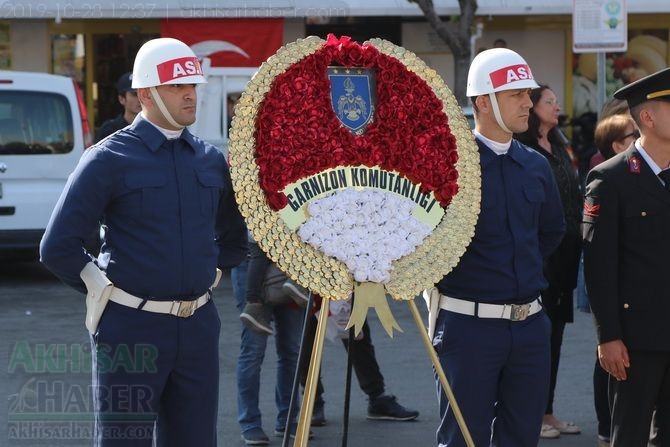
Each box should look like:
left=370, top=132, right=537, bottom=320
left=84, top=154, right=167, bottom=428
left=150, top=86, right=184, bottom=129
left=488, top=92, right=512, bottom=134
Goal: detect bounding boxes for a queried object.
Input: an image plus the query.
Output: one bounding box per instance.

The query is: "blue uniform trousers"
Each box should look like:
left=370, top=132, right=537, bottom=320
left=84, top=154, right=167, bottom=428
left=92, top=299, right=221, bottom=447
left=433, top=309, right=551, bottom=447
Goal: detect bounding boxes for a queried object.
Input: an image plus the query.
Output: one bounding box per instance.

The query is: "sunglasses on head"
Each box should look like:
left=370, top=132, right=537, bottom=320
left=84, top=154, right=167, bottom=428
left=621, top=129, right=640, bottom=140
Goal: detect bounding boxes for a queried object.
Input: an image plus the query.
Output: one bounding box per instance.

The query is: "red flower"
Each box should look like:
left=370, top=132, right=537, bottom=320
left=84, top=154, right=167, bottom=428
left=255, top=35, right=460, bottom=211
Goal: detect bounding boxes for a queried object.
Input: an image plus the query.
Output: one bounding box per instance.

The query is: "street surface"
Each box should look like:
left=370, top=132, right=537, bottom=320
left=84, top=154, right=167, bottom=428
left=1, top=261, right=601, bottom=446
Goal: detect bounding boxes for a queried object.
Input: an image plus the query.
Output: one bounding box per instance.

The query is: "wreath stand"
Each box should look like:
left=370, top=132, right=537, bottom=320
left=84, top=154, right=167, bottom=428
left=284, top=295, right=475, bottom=447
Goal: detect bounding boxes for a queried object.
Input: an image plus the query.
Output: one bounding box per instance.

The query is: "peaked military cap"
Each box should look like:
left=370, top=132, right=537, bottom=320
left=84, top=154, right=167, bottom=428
left=614, top=66, right=670, bottom=108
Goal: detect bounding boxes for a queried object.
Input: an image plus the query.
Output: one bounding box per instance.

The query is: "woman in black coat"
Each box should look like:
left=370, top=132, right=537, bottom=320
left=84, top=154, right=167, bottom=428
left=515, top=85, right=583, bottom=439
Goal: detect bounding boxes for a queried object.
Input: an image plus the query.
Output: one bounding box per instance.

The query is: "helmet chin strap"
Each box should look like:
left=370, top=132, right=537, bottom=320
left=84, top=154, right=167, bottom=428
left=150, top=87, right=185, bottom=129
left=488, top=92, right=512, bottom=134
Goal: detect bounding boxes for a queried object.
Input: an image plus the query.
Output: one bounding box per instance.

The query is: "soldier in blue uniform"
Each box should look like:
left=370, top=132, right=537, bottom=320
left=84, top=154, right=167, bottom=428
left=583, top=67, right=670, bottom=447
left=426, top=48, right=565, bottom=446
left=40, top=38, right=247, bottom=447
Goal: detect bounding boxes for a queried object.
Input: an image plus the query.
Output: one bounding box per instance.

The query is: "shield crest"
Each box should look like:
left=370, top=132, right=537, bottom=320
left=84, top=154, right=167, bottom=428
left=328, top=67, right=376, bottom=135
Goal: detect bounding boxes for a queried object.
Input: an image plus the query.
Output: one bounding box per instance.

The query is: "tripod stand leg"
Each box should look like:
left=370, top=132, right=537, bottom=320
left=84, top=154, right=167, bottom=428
left=294, top=297, right=331, bottom=446
left=282, top=291, right=315, bottom=447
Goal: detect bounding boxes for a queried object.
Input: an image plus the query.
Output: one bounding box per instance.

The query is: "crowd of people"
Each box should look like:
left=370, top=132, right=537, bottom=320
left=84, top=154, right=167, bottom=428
left=38, top=35, right=670, bottom=447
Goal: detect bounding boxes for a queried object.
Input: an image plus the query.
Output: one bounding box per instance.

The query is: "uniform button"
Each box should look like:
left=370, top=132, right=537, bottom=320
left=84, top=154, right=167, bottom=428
left=623, top=303, right=630, bottom=309
left=641, top=211, right=647, bottom=216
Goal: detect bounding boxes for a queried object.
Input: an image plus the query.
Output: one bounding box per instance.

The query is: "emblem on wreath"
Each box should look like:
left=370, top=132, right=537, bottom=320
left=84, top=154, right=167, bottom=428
left=329, top=68, right=376, bottom=134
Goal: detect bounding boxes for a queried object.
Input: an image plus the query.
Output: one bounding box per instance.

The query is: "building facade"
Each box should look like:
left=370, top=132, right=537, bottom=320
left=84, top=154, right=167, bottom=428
left=1, top=1, right=668, bottom=135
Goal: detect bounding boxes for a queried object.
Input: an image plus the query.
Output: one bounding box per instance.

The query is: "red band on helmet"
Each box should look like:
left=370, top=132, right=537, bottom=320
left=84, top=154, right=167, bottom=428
left=489, top=64, right=533, bottom=88
left=156, top=57, right=203, bottom=83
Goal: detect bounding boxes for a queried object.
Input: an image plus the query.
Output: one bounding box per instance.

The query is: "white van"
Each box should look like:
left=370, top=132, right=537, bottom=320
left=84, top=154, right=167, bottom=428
left=0, top=70, right=91, bottom=260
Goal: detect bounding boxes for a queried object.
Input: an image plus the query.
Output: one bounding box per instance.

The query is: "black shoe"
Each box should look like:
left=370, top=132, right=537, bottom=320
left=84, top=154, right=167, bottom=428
left=274, top=423, right=313, bottom=439
left=241, top=427, right=270, bottom=445
left=240, top=303, right=273, bottom=335
left=367, top=394, right=419, bottom=421
left=311, top=402, right=326, bottom=427
left=282, top=281, right=310, bottom=307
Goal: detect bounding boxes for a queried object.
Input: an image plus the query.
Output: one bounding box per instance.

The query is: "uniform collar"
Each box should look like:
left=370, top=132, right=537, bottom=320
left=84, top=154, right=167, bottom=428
left=477, top=138, right=529, bottom=168
left=634, top=139, right=663, bottom=175
left=130, top=115, right=199, bottom=153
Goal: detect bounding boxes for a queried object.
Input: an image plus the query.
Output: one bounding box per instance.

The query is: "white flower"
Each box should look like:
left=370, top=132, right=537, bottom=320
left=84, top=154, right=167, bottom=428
left=297, top=188, right=432, bottom=283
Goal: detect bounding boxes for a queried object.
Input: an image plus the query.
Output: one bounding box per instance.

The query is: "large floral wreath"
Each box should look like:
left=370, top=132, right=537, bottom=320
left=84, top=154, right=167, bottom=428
left=229, top=35, right=480, bottom=333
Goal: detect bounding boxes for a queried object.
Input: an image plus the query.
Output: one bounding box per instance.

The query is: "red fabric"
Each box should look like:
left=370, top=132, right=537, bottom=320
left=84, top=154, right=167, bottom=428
left=160, top=19, right=283, bottom=67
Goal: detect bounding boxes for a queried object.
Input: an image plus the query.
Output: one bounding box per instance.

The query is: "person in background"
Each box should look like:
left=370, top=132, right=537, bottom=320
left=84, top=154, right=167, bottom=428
left=591, top=110, right=637, bottom=169
left=231, top=240, right=309, bottom=445
left=40, top=38, right=247, bottom=446
left=426, top=48, right=565, bottom=447
left=493, top=38, right=507, bottom=48
left=589, top=109, right=638, bottom=447
left=296, top=308, right=420, bottom=427
left=515, top=85, right=583, bottom=440
left=599, top=97, right=630, bottom=122
left=238, top=232, right=309, bottom=335
left=94, top=71, right=142, bottom=143
left=583, top=67, right=670, bottom=447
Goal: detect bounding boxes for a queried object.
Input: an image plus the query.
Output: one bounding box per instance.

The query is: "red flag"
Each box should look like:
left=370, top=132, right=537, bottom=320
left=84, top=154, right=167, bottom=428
left=160, top=18, right=283, bottom=67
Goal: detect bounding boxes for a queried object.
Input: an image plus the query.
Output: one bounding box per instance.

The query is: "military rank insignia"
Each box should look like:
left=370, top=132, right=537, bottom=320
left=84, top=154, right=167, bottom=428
left=629, top=156, right=641, bottom=174
left=583, top=201, right=601, bottom=218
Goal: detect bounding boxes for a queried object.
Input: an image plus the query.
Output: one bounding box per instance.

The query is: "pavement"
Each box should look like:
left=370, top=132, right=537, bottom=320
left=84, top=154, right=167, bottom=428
left=1, top=261, right=602, bottom=446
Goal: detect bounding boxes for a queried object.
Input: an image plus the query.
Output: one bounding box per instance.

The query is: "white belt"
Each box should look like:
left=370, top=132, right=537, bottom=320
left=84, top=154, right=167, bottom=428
left=439, top=295, right=542, bottom=321
left=109, top=288, right=211, bottom=318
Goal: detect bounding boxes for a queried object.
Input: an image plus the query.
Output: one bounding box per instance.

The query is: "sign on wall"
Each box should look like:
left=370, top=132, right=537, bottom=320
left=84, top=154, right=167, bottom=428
left=573, top=0, right=627, bottom=53
left=572, top=29, right=668, bottom=118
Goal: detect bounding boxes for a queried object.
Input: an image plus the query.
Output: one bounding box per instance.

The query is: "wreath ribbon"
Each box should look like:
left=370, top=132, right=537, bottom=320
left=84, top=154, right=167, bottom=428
left=346, top=282, right=403, bottom=337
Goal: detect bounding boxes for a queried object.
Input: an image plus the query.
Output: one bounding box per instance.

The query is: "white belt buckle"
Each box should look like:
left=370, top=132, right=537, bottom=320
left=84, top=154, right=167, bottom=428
left=509, top=303, right=530, bottom=321
left=171, top=300, right=197, bottom=318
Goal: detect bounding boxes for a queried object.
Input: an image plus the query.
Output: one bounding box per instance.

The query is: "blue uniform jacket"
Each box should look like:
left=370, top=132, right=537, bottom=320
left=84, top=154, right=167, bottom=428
left=437, top=138, right=566, bottom=303
left=40, top=117, right=247, bottom=299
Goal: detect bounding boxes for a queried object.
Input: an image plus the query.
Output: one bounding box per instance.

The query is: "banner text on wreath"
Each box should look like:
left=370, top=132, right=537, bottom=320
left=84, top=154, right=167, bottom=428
left=278, top=165, right=445, bottom=231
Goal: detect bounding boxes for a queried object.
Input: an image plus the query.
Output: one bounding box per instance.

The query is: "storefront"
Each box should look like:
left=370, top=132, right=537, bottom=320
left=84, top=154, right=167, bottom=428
left=49, top=20, right=160, bottom=127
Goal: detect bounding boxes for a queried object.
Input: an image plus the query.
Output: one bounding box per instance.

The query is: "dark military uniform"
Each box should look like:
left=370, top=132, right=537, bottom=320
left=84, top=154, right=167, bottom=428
left=583, top=67, right=670, bottom=447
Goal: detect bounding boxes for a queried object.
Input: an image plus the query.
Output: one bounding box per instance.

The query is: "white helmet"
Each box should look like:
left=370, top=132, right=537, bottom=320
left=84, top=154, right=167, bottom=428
left=467, top=48, right=538, bottom=134
left=132, top=37, right=206, bottom=89
left=466, top=48, right=538, bottom=97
